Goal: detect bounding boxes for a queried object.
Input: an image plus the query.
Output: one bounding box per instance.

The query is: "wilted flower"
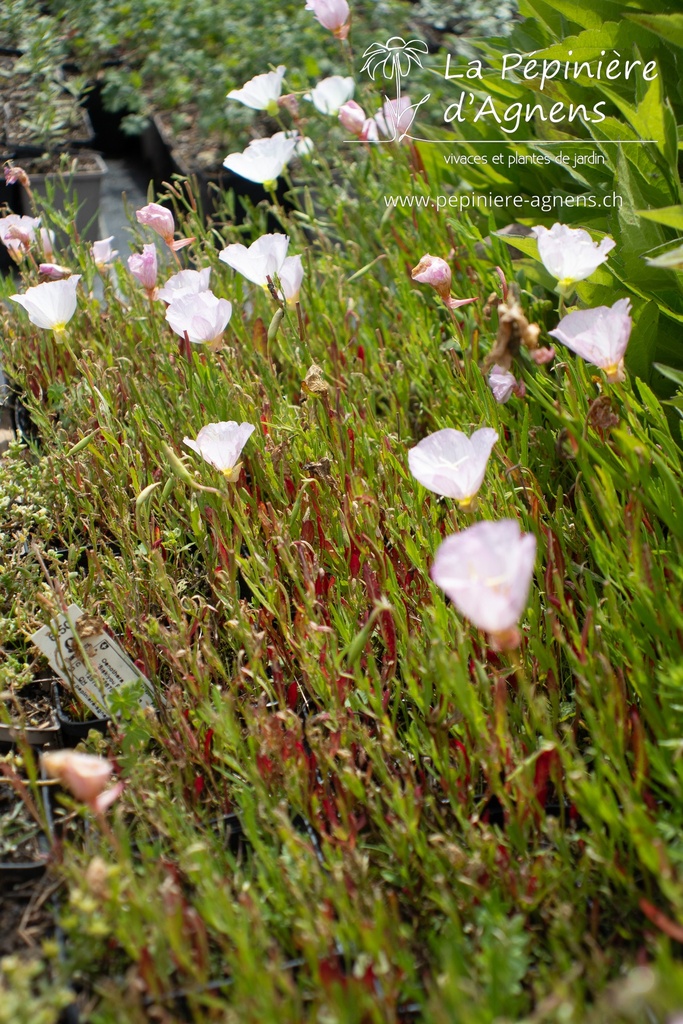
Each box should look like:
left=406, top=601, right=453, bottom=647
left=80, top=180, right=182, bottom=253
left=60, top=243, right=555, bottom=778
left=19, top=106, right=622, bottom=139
left=4, top=164, right=30, bottom=188
left=224, top=131, right=298, bottom=188
left=219, top=232, right=289, bottom=287
left=183, top=421, right=256, bottom=481
left=339, top=100, right=378, bottom=140
left=157, top=267, right=211, bottom=304
left=531, top=223, right=615, bottom=293
left=645, top=243, right=683, bottom=271
left=431, top=519, right=537, bottom=650
left=90, top=235, right=118, bottom=269
left=42, top=750, right=123, bottom=814
left=39, top=262, right=72, bottom=280
left=227, top=65, right=287, bottom=114
left=411, top=254, right=477, bottom=311
left=305, top=0, right=350, bottom=39
left=487, top=364, right=520, bottom=403
left=306, top=76, right=355, bottom=115
left=165, top=290, right=233, bottom=349
left=409, top=427, right=498, bottom=509
left=0, top=213, right=41, bottom=262
left=279, top=254, right=304, bottom=304
left=549, top=298, right=632, bottom=382
left=136, top=202, right=194, bottom=252
left=10, top=275, right=80, bottom=333
left=127, top=244, right=158, bottom=297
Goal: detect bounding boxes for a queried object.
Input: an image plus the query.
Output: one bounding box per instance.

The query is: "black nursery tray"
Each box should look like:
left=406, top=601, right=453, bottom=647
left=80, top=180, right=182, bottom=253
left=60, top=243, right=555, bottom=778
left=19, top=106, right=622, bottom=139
left=52, top=682, right=110, bottom=743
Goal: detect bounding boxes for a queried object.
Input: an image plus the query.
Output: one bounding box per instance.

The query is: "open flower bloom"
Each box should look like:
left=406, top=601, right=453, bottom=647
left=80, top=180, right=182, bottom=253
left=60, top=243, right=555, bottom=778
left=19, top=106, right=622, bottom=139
left=135, top=202, right=194, bottom=252
left=157, top=267, right=211, bottom=304
left=305, top=0, right=350, bottom=39
left=223, top=132, right=298, bottom=188
left=183, top=421, right=255, bottom=481
left=219, top=232, right=289, bottom=287
left=549, top=298, right=632, bottom=382
left=165, top=290, right=233, bottom=349
left=306, top=76, right=354, bottom=115
left=10, top=275, right=80, bottom=333
left=431, top=519, right=537, bottom=650
left=128, top=244, right=158, bottom=296
left=42, top=750, right=123, bottom=814
left=411, top=254, right=477, bottom=310
left=339, top=100, right=378, bottom=140
left=531, top=223, right=615, bottom=293
left=487, top=364, right=518, bottom=403
left=91, top=235, right=118, bottom=269
left=278, top=254, right=304, bottom=304
left=408, top=427, right=498, bottom=509
left=227, top=65, right=286, bottom=114
left=0, top=213, right=41, bottom=262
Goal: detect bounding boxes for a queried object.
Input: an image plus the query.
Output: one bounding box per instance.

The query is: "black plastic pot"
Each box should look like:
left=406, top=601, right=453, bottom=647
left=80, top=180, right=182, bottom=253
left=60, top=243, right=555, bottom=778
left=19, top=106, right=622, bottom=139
left=0, top=680, right=62, bottom=755
left=0, top=758, right=54, bottom=882
left=52, top=682, right=109, bottom=741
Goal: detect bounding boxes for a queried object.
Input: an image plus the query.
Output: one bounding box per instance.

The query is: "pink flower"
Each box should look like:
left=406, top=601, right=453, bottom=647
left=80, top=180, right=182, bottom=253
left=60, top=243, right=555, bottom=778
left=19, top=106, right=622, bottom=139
left=219, top=232, right=289, bottom=287
left=39, top=262, right=72, bottom=280
left=157, top=267, right=212, bottom=304
left=431, top=519, right=537, bottom=650
left=42, top=750, right=123, bottom=814
left=411, top=253, right=477, bottom=310
left=408, top=427, right=498, bottom=508
left=90, top=235, right=118, bottom=269
left=279, top=254, right=304, bottom=304
left=0, top=214, right=41, bottom=262
left=10, top=276, right=80, bottom=333
left=339, top=100, right=379, bottom=141
left=165, top=290, right=233, bottom=349
left=530, top=346, right=555, bottom=365
left=135, top=202, right=194, bottom=252
left=183, top=421, right=256, bottom=481
left=127, top=244, right=158, bottom=296
left=487, top=365, right=518, bottom=404
left=548, top=298, right=632, bottom=382
left=305, top=0, right=350, bottom=39
left=375, top=97, right=414, bottom=139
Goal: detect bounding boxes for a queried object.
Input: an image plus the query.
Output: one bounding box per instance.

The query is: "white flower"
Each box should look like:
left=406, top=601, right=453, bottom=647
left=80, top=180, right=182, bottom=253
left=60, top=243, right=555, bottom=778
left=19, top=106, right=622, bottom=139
left=408, top=427, right=498, bottom=508
left=227, top=66, right=287, bottom=114
left=183, top=421, right=256, bottom=481
left=219, top=232, right=289, bottom=287
left=431, top=519, right=537, bottom=648
left=223, top=131, right=297, bottom=187
left=0, top=213, right=41, bottom=261
left=531, top=223, right=615, bottom=292
left=165, top=290, right=232, bottom=348
left=306, top=76, right=355, bottom=115
left=10, top=275, right=81, bottom=333
left=279, top=255, right=304, bottom=304
left=157, top=268, right=212, bottom=304
left=90, top=235, right=118, bottom=268
left=548, top=298, right=632, bottom=382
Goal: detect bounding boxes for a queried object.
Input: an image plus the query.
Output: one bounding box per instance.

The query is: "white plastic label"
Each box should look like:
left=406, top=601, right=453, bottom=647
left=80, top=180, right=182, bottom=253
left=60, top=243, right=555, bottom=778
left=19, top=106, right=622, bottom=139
left=31, top=603, right=154, bottom=716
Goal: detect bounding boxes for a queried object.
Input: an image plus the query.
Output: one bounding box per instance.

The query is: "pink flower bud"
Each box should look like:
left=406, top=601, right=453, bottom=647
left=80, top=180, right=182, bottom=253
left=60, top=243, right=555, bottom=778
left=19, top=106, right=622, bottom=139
left=487, top=365, right=517, bottom=404
left=412, top=254, right=451, bottom=299
left=42, top=750, right=123, bottom=814
left=135, top=202, right=194, bottom=252
left=305, top=0, right=350, bottom=39
left=39, top=262, right=72, bottom=280
left=339, top=100, right=366, bottom=135
left=128, top=243, right=158, bottom=296
left=530, top=346, right=555, bottom=365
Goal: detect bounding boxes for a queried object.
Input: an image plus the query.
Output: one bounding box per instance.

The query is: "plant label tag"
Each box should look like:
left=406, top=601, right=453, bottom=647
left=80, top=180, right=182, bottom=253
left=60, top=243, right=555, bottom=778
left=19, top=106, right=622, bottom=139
left=31, top=603, right=154, bottom=716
